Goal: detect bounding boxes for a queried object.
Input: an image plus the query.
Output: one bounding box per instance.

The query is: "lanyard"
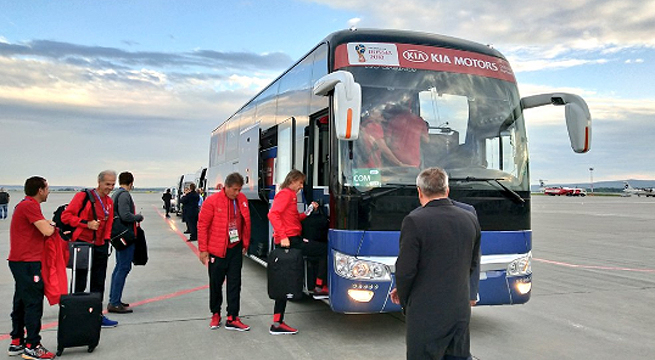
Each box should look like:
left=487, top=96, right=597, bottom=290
left=233, top=200, right=237, bottom=216
left=92, top=189, right=109, bottom=218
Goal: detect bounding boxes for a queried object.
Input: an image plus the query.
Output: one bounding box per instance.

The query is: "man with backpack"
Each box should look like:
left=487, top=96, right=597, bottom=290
left=107, top=172, right=143, bottom=314
left=61, top=170, right=118, bottom=328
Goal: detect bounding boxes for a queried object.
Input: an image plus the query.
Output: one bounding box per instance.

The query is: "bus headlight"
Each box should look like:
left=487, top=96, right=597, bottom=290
left=334, top=251, right=391, bottom=281
left=347, top=289, right=375, bottom=302
left=516, top=280, right=532, bottom=295
left=507, top=252, right=532, bottom=276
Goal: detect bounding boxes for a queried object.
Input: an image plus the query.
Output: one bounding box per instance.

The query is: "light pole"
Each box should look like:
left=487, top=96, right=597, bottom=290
left=589, top=167, right=594, bottom=195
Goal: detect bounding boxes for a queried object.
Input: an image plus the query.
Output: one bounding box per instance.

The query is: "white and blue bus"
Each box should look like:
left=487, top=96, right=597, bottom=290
left=206, top=29, right=591, bottom=313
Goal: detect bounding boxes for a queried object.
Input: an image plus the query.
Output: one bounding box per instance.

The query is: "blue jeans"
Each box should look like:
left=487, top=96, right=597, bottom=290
left=109, top=244, right=135, bottom=306
left=0, top=204, right=8, bottom=219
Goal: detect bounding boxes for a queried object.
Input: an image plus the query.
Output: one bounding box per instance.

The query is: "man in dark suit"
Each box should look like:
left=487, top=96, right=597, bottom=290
left=180, top=183, right=200, bottom=241
left=390, top=167, right=481, bottom=360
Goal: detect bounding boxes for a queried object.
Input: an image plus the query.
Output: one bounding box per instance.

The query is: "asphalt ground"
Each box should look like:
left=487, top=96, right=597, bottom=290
left=1, top=192, right=654, bottom=359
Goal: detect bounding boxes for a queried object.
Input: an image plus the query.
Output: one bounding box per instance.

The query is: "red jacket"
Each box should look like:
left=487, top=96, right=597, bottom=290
left=198, top=191, right=251, bottom=258
left=268, top=188, right=307, bottom=244
left=61, top=190, right=113, bottom=246
left=42, top=232, right=69, bottom=306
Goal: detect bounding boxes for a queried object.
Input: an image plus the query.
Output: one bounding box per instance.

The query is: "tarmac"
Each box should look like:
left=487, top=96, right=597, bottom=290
left=2, top=192, right=655, bottom=359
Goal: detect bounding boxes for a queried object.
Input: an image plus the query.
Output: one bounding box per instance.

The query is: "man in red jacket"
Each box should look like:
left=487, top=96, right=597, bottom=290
left=61, top=170, right=117, bottom=328
left=198, top=173, right=251, bottom=332
left=7, top=176, right=57, bottom=359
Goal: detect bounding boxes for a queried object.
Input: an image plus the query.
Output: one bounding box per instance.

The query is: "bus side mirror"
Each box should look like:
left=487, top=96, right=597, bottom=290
left=313, top=71, right=362, bottom=141
left=521, top=93, right=592, bottom=153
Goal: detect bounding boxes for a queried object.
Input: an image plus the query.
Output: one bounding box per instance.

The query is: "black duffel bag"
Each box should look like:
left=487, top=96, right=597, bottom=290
left=109, top=215, right=136, bottom=251
left=133, top=227, right=148, bottom=266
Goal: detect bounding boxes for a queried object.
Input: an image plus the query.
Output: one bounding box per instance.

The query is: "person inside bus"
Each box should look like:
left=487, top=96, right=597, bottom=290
left=357, top=106, right=409, bottom=168
left=382, top=102, right=429, bottom=168
left=267, top=170, right=320, bottom=335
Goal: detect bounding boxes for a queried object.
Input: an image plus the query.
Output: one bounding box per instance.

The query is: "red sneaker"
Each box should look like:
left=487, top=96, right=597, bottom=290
left=22, top=344, right=55, bottom=360
left=269, top=322, right=298, bottom=335
left=209, top=313, right=221, bottom=330
left=225, top=316, right=250, bottom=332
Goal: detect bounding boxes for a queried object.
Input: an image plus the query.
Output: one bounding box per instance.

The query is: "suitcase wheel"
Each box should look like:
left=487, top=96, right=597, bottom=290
left=88, top=346, right=95, bottom=353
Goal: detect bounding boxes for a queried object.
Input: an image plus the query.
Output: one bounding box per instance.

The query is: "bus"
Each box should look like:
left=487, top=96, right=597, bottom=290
left=205, top=29, right=591, bottom=313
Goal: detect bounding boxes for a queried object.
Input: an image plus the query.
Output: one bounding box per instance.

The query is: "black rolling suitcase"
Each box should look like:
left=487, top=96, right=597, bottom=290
left=57, top=242, right=102, bottom=356
left=267, top=247, right=304, bottom=300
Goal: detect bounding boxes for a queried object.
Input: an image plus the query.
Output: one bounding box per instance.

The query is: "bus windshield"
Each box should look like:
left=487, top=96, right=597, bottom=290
left=339, top=66, right=529, bottom=192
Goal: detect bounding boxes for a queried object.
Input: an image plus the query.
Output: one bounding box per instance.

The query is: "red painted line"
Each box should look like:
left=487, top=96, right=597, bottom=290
left=1, top=207, right=208, bottom=342
left=154, top=205, right=200, bottom=257
left=534, top=258, right=655, bottom=273
left=0, top=285, right=209, bottom=342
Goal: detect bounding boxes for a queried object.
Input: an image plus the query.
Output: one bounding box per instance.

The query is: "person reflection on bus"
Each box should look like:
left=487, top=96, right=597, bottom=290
left=383, top=103, right=429, bottom=168
left=267, top=170, right=320, bottom=335
left=359, top=107, right=409, bottom=168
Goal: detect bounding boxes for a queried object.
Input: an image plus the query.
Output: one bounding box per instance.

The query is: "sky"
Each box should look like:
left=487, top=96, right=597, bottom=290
left=1, top=0, right=654, bottom=188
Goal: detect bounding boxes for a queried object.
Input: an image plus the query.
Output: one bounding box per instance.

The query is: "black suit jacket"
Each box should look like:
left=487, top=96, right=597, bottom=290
left=396, top=198, right=481, bottom=359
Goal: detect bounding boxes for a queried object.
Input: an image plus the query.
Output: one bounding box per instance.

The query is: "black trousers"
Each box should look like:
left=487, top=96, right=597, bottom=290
left=187, top=212, right=198, bottom=240
left=9, top=261, right=44, bottom=345
left=299, top=239, right=327, bottom=284
left=208, top=243, right=243, bottom=317
left=164, top=201, right=171, bottom=215
left=74, top=242, right=109, bottom=297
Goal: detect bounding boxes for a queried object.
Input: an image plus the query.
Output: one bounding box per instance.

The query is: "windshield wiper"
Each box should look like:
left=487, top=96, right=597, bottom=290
left=450, top=177, right=525, bottom=204
left=358, top=183, right=416, bottom=202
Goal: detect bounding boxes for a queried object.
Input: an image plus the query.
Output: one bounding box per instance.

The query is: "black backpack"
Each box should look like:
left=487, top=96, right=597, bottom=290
left=301, top=205, right=329, bottom=242
left=52, top=189, right=96, bottom=241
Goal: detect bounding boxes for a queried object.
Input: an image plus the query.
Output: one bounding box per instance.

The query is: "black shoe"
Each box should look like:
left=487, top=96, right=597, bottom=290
left=165, top=214, right=171, bottom=218
left=107, top=304, right=133, bottom=314
left=184, top=230, right=191, bottom=234
left=8, top=338, right=24, bottom=356
left=121, top=302, right=130, bottom=308
left=188, top=238, right=197, bottom=241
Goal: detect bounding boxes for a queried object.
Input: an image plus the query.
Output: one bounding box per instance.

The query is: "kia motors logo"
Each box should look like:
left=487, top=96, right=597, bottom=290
left=403, top=50, right=429, bottom=63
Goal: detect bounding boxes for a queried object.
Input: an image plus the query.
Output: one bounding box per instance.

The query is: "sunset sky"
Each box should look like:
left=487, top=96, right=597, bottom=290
left=1, top=0, right=654, bottom=187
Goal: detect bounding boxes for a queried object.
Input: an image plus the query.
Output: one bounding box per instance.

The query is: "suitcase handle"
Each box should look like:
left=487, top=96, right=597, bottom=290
left=69, top=242, right=94, bottom=294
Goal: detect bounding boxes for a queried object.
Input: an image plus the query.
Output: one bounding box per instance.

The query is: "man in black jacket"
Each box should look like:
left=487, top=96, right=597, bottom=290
left=390, top=167, right=481, bottom=360
left=180, top=183, right=200, bottom=241
left=162, top=189, right=172, bottom=218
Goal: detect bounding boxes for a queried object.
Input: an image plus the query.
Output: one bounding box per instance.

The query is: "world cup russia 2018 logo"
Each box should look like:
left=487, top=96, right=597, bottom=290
left=355, top=44, right=366, bottom=62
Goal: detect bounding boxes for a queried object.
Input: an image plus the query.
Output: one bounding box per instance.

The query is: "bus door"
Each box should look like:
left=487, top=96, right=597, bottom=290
left=302, top=111, right=330, bottom=291
left=248, top=125, right=277, bottom=261
left=303, top=111, right=330, bottom=207
left=249, top=118, right=298, bottom=261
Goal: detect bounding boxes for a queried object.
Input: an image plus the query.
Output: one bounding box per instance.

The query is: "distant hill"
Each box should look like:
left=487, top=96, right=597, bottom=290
left=531, top=179, right=655, bottom=192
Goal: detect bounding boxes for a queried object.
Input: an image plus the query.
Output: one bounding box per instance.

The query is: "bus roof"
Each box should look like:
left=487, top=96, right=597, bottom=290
left=322, top=28, right=507, bottom=61
left=213, top=28, right=508, bottom=132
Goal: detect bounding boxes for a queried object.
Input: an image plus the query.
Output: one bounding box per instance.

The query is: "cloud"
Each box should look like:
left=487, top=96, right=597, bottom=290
left=519, top=81, right=655, bottom=182
left=309, top=0, right=655, bottom=72
left=312, top=0, right=655, bottom=47
left=0, top=39, right=294, bottom=71
left=0, top=38, right=286, bottom=186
